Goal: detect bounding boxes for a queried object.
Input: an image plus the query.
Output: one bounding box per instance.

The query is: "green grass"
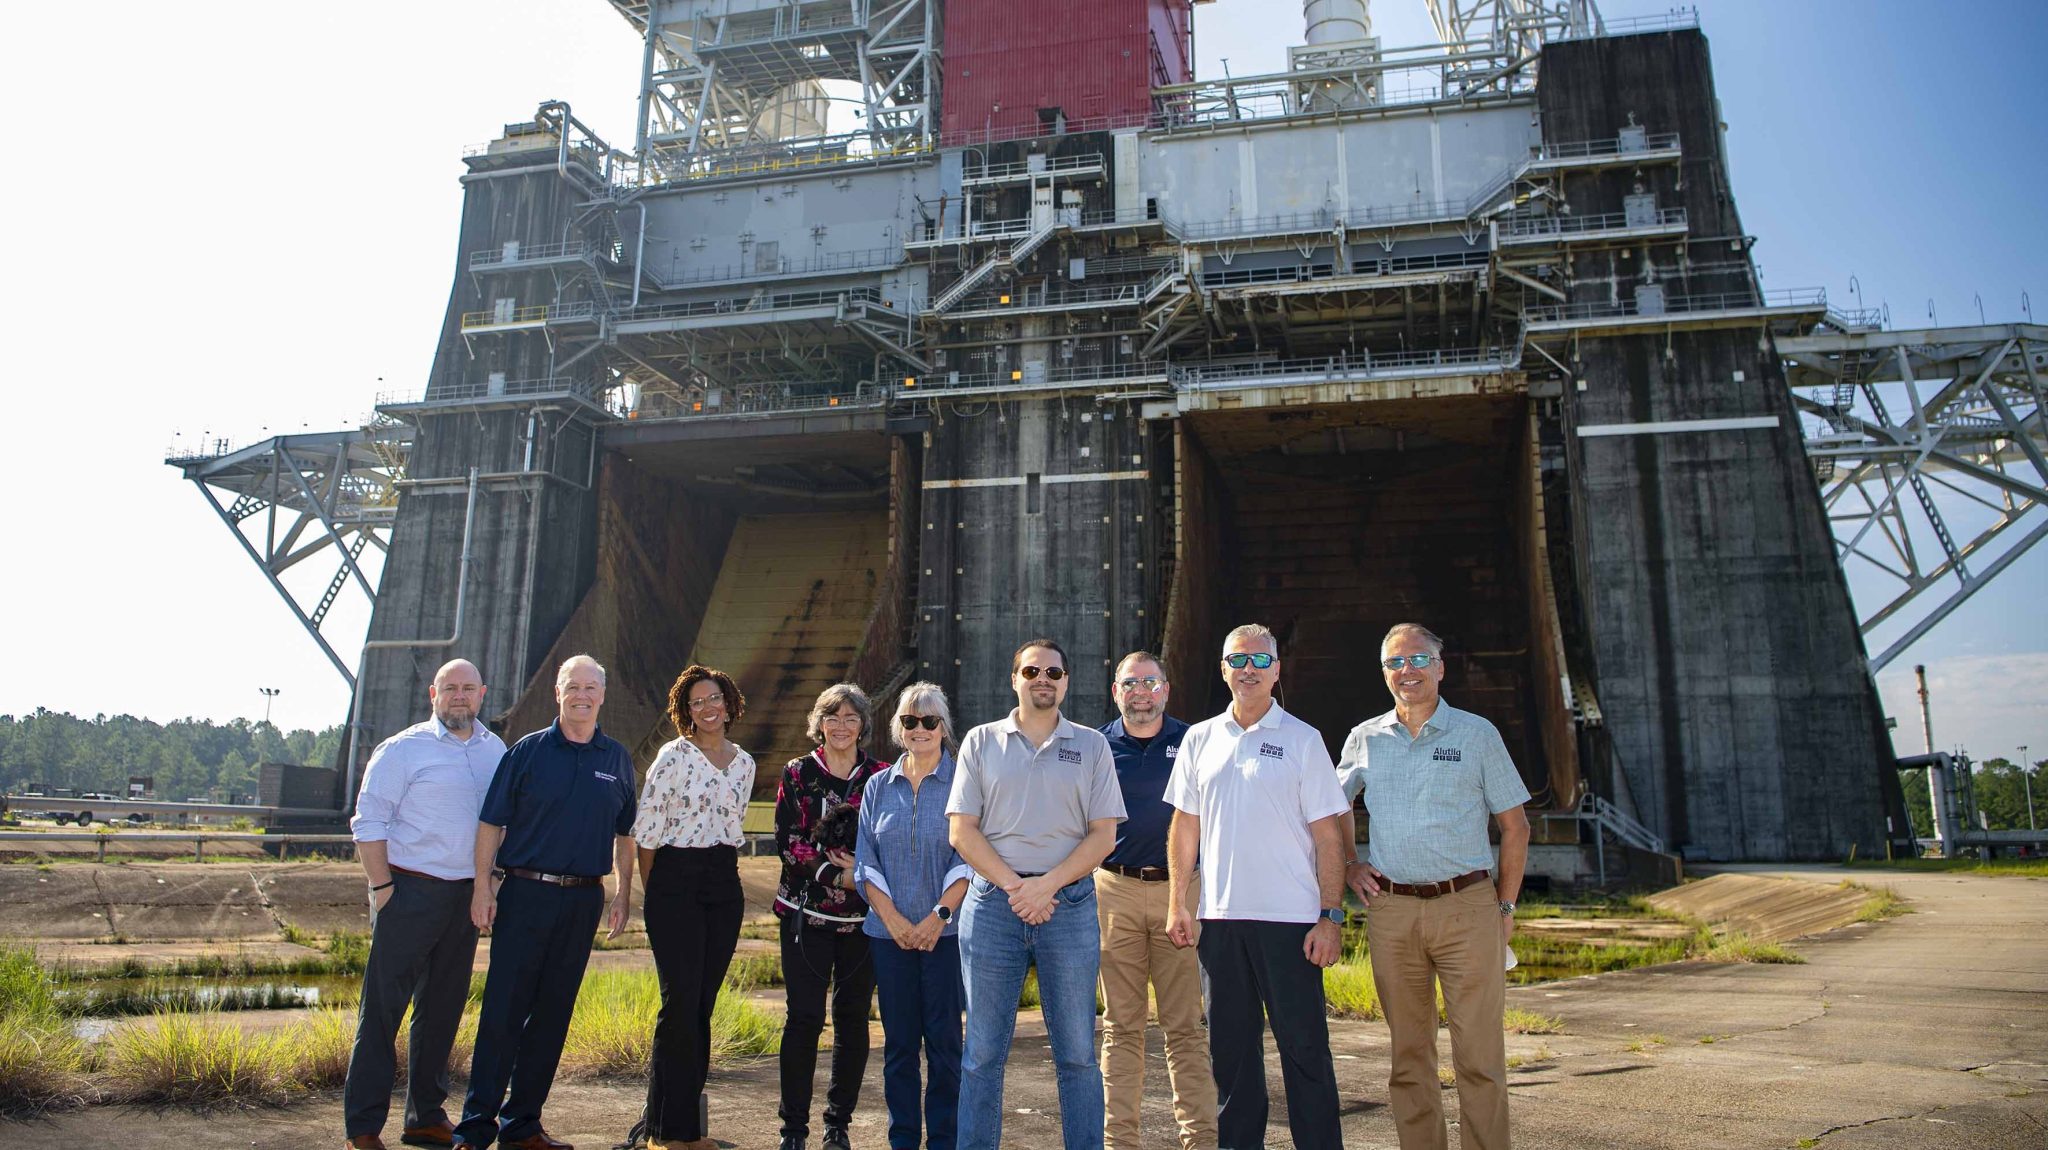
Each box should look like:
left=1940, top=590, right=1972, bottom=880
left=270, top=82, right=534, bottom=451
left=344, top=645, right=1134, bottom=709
left=1843, top=856, right=2048, bottom=878
left=1838, top=880, right=1912, bottom=921
left=1696, top=930, right=1804, bottom=965
left=1502, top=1007, right=1564, bottom=1034
left=0, top=942, right=90, bottom=1116
left=1322, top=960, right=1383, bottom=1020
left=99, top=1011, right=300, bottom=1106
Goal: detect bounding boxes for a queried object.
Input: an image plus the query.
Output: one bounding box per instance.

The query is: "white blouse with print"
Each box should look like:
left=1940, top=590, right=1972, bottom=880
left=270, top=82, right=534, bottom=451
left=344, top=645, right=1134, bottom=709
left=632, top=736, right=757, bottom=849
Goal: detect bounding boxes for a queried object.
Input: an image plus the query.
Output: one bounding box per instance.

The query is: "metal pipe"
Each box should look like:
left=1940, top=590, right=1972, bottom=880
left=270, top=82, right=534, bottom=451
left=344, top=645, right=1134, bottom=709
left=342, top=467, right=482, bottom=812
left=1304, top=0, right=1371, bottom=44
left=631, top=201, right=649, bottom=308
left=1916, top=664, right=1953, bottom=852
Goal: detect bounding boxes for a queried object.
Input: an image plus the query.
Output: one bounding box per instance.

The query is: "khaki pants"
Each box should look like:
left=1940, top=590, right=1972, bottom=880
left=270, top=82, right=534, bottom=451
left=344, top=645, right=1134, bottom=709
left=1095, top=869, right=1218, bottom=1150
left=1365, top=881, right=1511, bottom=1150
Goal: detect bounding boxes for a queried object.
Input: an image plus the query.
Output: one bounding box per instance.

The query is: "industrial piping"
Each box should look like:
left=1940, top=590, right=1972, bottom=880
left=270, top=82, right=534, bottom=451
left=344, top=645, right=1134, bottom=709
left=340, top=466, right=481, bottom=813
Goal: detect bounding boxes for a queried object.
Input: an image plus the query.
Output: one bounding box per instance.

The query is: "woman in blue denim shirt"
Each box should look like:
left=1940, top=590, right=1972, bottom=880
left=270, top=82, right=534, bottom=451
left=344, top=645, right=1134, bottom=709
left=854, top=681, right=973, bottom=1150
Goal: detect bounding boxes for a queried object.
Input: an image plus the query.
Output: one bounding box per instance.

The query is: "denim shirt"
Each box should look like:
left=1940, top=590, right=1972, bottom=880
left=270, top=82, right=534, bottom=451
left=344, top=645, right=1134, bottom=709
left=854, top=753, right=974, bottom=941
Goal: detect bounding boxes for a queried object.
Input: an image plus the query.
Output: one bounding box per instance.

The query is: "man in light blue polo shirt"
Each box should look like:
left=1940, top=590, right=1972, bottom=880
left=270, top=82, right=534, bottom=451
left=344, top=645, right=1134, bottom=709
left=1339, top=623, right=1530, bottom=1150
left=346, top=658, right=505, bottom=1150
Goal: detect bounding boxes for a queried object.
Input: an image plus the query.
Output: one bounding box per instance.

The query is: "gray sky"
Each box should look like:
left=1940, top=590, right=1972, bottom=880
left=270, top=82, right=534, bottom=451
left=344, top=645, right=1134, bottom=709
left=2, top=0, right=2040, bottom=764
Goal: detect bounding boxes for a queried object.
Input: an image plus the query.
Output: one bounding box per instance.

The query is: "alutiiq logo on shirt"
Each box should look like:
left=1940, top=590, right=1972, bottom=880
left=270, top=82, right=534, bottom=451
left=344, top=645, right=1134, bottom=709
left=1258, top=743, right=1285, bottom=759
left=594, top=771, right=618, bottom=781
left=1164, top=745, right=1179, bottom=757
left=1431, top=747, right=1462, bottom=763
left=1057, top=747, right=1083, bottom=763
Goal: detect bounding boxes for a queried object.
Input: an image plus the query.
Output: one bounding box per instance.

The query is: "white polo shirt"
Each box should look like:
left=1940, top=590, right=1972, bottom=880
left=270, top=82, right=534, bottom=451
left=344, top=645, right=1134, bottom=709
left=1164, top=701, right=1349, bottom=923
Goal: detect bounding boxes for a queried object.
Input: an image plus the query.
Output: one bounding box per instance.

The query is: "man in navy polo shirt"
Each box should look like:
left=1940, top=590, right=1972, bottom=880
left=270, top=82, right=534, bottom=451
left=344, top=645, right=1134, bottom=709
left=454, top=654, right=638, bottom=1150
left=1096, top=651, right=1216, bottom=1150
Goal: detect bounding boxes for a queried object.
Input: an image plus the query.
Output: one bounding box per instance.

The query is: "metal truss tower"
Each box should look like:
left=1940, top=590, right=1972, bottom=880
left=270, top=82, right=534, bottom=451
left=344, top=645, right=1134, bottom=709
left=168, top=424, right=411, bottom=687
left=606, top=0, right=939, bottom=178
left=1784, top=324, right=2048, bottom=672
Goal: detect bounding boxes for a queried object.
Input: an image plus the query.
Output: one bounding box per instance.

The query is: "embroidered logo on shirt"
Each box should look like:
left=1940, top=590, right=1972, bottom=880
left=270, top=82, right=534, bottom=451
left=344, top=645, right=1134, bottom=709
left=1431, top=748, right=1462, bottom=763
left=1057, top=748, right=1083, bottom=763
left=1258, top=743, right=1285, bottom=759
left=594, top=771, right=618, bottom=782
left=1165, top=745, right=1179, bottom=758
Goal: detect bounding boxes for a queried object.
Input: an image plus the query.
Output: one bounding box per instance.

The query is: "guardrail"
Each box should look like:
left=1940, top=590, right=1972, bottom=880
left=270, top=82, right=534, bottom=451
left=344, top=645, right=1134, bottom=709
left=1171, top=346, right=1515, bottom=387
left=1535, top=132, right=1682, bottom=162
left=903, top=360, right=1173, bottom=394
left=468, top=239, right=599, bottom=270
left=658, top=246, right=902, bottom=289
left=1526, top=287, right=1826, bottom=325
left=618, top=286, right=881, bottom=324
left=458, top=300, right=599, bottom=330
left=964, top=153, right=1106, bottom=183
left=0, top=831, right=356, bottom=863
left=378, top=377, right=599, bottom=408
left=1500, top=206, right=1688, bottom=239
left=620, top=385, right=889, bottom=422
left=1550, top=7, right=1700, bottom=42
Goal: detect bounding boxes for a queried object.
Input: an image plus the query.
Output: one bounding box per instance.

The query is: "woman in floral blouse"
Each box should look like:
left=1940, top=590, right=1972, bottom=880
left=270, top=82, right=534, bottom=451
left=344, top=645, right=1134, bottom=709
left=773, top=682, right=885, bottom=1150
left=632, top=664, right=755, bottom=1150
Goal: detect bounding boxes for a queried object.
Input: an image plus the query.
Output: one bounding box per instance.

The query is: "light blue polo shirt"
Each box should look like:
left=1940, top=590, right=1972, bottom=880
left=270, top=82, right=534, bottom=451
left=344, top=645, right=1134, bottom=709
left=1337, top=700, right=1530, bottom=885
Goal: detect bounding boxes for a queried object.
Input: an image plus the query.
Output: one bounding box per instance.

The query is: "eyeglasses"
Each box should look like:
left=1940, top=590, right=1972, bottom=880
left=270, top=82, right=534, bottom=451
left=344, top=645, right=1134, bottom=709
left=1116, top=677, right=1165, bottom=693
left=1380, top=654, right=1438, bottom=671
left=820, top=713, right=861, bottom=726
left=898, top=714, right=943, bottom=730
left=687, top=693, right=726, bottom=710
left=1223, top=652, right=1275, bottom=670
left=1018, top=665, right=1067, bottom=681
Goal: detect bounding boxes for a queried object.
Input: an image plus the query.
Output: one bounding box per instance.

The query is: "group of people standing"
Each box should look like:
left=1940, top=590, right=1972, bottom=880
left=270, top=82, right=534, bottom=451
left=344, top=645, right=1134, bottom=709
left=341, top=619, right=1531, bottom=1150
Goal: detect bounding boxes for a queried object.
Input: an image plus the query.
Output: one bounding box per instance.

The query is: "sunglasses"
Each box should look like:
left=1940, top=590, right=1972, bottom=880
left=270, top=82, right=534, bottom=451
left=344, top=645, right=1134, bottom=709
left=898, top=713, right=943, bottom=731
left=1381, top=654, right=1438, bottom=671
left=1018, top=665, right=1067, bottom=681
left=1116, top=677, right=1165, bottom=692
left=1223, top=652, right=1275, bottom=669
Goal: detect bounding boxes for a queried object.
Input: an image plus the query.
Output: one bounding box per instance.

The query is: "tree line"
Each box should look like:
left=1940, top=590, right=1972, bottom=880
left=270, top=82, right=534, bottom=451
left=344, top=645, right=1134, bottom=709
left=0, top=710, right=344, bottom=804
left=1898, top=756, right=2045, bottom=839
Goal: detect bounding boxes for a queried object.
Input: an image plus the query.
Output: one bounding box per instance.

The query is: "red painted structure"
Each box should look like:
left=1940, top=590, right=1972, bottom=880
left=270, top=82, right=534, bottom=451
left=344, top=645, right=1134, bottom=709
left=940, top=0, right=1193, bottom=145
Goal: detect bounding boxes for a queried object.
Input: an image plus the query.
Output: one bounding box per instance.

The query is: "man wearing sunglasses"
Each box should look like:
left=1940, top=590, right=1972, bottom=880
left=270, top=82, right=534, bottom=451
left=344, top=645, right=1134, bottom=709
left=1164, top=624, right=1350, bottom=1150
left=1095, top=652, right=1216, bottom=1150
left=1337, top=623, right=1530, bottom=1150
left=947, top=638, right=1127, bottom=1150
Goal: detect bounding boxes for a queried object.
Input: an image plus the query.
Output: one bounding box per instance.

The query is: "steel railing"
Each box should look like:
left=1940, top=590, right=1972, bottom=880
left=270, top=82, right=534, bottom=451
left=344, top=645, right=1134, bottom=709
left=458, top=300, right=599, bottom=329
left=378, top=377, right=599, bottom=407
left=1171, top=346, right=1515, bottom=387
left=657, top=246, right=903, bottom=289
left=618, top=286, right=881, bottom=323
left=1550, top=8, right=1700, bottom=42
left=0, top=831, right=356, bottom=863
left=1500, top=206, right=1688, bottom=239
left=467, top=239, right=600, bottom=270
left=620, top=385, right=889, bottom=422
left=1526, top=287, right=1826, bottom=324
left=963, top=153, right=1107, bottom=183
left=947, top=279, right=1154, bottom=314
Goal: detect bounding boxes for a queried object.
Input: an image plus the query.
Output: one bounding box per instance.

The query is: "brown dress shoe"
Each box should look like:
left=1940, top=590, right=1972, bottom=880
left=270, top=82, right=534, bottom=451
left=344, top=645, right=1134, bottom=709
left=502, top=1130, right=573, bottom=1150
left=401, top=1121, right=458, bottom=1147
left=345, top=1136, right=388, bottom=1150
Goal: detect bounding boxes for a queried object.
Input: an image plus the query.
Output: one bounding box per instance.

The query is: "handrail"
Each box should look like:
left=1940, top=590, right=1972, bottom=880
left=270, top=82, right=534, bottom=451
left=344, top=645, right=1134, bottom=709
left=1549, top=8, right=1699, bottom=42
left=1526, top=287, right=1826, bottom=324
left=379, top=377, right=600, bottom=407
left=0, top=830, right=357, bottom=862
left=468, top=239, right=600, bottom=269
left=1171, top=345, right=1515, bottom=386
left=458, top=300, right=598, bottom=329
left=1499, top=206, right=1688, bottom=238
left=657, top=246, right=903, bottom=289
left=963, top=153, right=1107, bottom=182
left=619, top=285, right=881, bottom=322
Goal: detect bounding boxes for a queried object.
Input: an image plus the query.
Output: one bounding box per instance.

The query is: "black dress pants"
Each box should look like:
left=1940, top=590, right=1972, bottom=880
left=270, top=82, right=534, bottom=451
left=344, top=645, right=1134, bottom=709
left=778, top=915, right=876, bottom=1138
left=343, top=869, right=479, bottom=1138
left=644, top=845, right=746, bottom=1144
left=456, top=876, right=606, bottom=1148
left=1197, top=918, right=1343, bottom=1150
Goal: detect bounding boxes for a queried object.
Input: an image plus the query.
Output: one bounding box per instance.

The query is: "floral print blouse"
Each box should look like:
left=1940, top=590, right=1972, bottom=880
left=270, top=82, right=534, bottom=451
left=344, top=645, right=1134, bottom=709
left=631, top=736, right=756, bottom=850
left=774, top=748, right=884, bottom=930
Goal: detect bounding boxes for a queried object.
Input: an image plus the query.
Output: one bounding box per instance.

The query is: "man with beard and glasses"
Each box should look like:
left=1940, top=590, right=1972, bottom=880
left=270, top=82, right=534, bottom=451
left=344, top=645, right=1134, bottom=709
left=345, top=658, right=506, bottom=1150
left=1096, top=651, right=1216, bottom=1150
left=948, top=638, right=1126, bottom=1150
left=1165, top=625, right=1350, bottom=1150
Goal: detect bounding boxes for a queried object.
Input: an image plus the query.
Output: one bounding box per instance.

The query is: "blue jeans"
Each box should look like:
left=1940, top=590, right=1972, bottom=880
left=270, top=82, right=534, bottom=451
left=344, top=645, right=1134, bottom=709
left=871, top=933, right=964, bottom=1150
left=957, top=874, right=1104, bottom=1150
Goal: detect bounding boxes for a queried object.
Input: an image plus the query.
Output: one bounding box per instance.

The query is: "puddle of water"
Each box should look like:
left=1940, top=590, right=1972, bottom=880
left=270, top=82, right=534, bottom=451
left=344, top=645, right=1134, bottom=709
left=58, top=973, right=360, bottom=1017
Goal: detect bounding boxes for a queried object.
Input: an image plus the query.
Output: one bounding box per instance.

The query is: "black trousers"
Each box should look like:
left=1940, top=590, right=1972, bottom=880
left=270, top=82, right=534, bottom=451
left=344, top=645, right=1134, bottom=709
left=343, top=869, right=479, bottom=1138
left=456, top=877, right=605, bottom=1148
left=1197, top=918, right=1343, bottom=1150
left=644, top=845, right=746, bottom=1143
left=778, top=915, right=876, bottom=1138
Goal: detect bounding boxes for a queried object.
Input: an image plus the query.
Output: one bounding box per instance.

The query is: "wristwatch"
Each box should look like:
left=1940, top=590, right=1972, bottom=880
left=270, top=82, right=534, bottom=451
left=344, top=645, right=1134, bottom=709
left=1498, top=900, right=1516, bottom=916
left=935, top=905, right=953, bottom=924
left=1319, top=907, right=1346, bottom=926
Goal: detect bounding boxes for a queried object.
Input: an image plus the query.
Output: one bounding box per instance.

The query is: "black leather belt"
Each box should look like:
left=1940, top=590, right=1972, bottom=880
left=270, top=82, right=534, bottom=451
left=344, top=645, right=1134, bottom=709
left=390, top=865, right=469, bottom=884
left=1101, top=863, right=1170, bottom=882
left=1383, top=869, right=1491, bottom=899
left=504, top=867, right=605, bottom=888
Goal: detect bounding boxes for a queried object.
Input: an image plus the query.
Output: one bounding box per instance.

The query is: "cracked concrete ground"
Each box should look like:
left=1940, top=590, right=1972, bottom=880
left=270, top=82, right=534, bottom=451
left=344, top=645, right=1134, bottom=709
left=5, top=864, right=2043, bottom=1148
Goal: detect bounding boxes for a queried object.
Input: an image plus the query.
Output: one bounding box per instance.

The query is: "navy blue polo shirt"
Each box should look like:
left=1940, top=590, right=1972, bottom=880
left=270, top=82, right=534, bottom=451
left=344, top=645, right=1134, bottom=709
left=481, top=720, right=637, bottom=878
left=1099, top=714, right=1189, bottom=870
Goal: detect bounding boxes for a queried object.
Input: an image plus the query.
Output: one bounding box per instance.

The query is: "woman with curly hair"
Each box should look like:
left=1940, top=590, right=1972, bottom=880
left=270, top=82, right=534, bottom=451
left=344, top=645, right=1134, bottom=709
left=772, top=682, right=887, bottom=1150
left=631, top=664, right=753, bottom=1150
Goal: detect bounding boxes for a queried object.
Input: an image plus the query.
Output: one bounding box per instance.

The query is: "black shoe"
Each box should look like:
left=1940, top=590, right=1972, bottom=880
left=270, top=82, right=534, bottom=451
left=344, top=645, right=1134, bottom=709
left=821, top=1127, right=851, bottom=1150
left=780, top=1137, right=807, bottom=1150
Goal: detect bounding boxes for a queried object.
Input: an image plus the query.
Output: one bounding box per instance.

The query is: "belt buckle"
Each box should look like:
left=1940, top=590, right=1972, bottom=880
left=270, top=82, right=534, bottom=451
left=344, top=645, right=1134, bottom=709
left=1427, top=878, right=1452, bottom=898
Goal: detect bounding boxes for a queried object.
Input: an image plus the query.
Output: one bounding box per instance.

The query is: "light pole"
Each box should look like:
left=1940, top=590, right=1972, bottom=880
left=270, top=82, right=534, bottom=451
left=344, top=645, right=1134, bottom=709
left=2022, top=745, right=2037, bottom=832
left=258, top=687, right=281, bottom=727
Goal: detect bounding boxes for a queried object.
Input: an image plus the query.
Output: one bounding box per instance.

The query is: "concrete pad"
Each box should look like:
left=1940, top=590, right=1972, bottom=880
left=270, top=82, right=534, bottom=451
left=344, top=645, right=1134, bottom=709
left=0, top=865, right=115, bottom=939
left=90, top=863, right=276, bottom=940
left=1645, top=870, right=1872, bottom=941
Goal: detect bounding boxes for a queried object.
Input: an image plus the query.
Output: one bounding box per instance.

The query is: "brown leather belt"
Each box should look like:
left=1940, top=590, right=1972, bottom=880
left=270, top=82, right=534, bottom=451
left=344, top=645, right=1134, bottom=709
left=1101, top=863, right=1170, bottom=882
left=1383, top=869, right=1491, bottom=899
left=504, top=867, right=605, bottom=888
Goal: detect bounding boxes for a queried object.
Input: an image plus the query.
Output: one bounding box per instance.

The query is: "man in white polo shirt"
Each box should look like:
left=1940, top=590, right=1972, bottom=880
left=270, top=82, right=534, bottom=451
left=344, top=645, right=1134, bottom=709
left=948, top=637, right=1126, bottom=1150
left=1165, top=624, right=1350, bottom=1150
left=1339, top=622, right=1530, bottom=1150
